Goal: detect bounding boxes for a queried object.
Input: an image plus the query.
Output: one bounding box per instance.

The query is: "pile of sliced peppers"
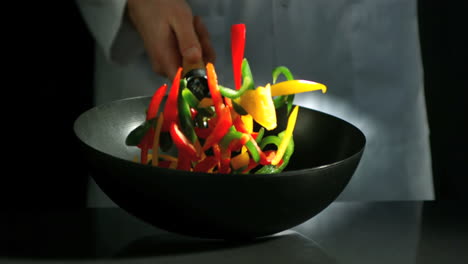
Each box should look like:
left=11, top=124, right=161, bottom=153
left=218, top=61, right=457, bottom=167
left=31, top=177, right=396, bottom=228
left=125, top=24, right=326, bottom=174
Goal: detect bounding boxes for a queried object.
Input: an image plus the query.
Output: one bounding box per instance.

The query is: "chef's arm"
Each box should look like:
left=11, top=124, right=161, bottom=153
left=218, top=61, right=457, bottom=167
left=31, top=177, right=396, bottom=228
left=75, top=0, right=215, bottom=79
left=75, top=0, right=144, bottom=66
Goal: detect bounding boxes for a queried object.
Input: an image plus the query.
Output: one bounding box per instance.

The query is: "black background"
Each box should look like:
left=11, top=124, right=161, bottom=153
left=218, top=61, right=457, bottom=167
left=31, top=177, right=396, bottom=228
left=4, top=1, right=466, bottom=207
left=418, top=1, right=467, bottom=201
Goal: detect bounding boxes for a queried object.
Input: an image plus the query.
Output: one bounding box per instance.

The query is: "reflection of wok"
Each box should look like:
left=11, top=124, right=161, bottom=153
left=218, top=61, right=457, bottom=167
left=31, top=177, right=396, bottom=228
left=74, top=96, right=365, bottom=239
left=114, top=231, right=337, bottom=263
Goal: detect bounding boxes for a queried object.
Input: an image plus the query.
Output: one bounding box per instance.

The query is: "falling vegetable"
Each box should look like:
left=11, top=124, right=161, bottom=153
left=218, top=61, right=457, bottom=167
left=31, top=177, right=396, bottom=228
left=125, top=23, right=327, bottom=174
left=271, top=105, right=299, bottom=165
left=234, top=83, right=277, bottom=131
left=231, top=24, right=246, bottom=91
left=271, top=80, right=327, bottom=96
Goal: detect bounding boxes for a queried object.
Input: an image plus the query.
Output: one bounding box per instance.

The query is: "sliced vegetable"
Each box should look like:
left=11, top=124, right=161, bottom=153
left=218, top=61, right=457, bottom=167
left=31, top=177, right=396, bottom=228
left=162, top=67, right=183, bottom=131
left=241, top=114, right=253, bottom=133
left=219, top=59, right=255, bottom=99
left=206, top=63, right=224, bottom=116
left=177, top=152, right=192, bottom=171
left=231, top=24, right=246, bottom=90
left=231, top=99, right=248, bottom=115
left=140, top=131, right=151, bottom=164
left=147, top=84, right=168, bottom=120
left=244, top=136, right=261, bottom=163
left=178, top=87, right=197, bottom=143
left=259, top=135, right=282, bottom=149
left=271, top=105, right=299, bottom=165
left=159, top=153, right=177, bottom=162
left=202, top=105, right=232, bottom=150
left=193, top=156, right=218, bottom=172
left=169, top=122, right=198, bottom=160
left=151, top=114, right=164, bottom=166
left=272, top=66, right=294, bottom=84
left=181, top=86, right=200, bottom=108
left=198, top=98, right=213, bottom=108
left=220, top=126, right=244, bottom=149
left=275, top=132, right=295, bottom=172
left=126, top=23, right=327, bottom=174
left=231, top=151, right=250, bottom=170
left=235, top=83, right=277, bottom=131
left=271, top=80, right=327, bottom=96
left=272, top=66, right=294, bottom=112
left=125, top=118, right=156, bottom=146
left=255, top=127, right=265, bottom=144
left=256, top=131, right=294, bottom=173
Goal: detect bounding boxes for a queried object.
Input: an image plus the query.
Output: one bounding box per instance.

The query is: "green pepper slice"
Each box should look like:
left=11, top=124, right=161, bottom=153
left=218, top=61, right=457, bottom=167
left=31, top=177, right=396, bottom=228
left=218, top=59, right=255, bottom=99
left=272, top=66, right=295, bottom=114
left=178, top=87, right=198, bottom=143
left=256, top=133, right=294, bottom=174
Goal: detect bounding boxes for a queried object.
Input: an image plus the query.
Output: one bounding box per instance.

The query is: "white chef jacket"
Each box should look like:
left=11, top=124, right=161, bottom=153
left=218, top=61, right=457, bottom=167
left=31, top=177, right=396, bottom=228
left=77, top=0, right=434, bottom=205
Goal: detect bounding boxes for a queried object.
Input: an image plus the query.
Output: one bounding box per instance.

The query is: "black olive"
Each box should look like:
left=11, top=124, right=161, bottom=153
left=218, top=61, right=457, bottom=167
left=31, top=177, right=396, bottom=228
left=184, top=68, right=210, bottom=100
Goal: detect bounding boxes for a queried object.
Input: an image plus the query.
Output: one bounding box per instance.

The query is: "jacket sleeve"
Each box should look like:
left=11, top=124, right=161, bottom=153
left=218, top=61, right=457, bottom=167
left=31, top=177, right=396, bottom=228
left=75, top=0, right=145, bottom=65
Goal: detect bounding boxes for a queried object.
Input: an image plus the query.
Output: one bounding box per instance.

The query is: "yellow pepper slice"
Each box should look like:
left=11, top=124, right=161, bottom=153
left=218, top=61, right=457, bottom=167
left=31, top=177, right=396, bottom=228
left=198, top=98, right=214, bottom=108
left=159, top=154, right=178, bottom=162
left=270, top=80, right=327, bottom=96
left=241, top=114, right=253, bottom=133
left=231, top=151, right=250, bottom=170
left=151, top=114, right=164, bottom=166
left=240, top=114, right=253, bottom=153
left=271, top=105, right=299, bottom=165
left=235, top=84, right=277, bottom=131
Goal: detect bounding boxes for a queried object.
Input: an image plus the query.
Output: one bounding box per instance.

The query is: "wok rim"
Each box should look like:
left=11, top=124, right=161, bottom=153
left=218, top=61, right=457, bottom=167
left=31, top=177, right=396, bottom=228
left=74, top=95, right=366, bottom=179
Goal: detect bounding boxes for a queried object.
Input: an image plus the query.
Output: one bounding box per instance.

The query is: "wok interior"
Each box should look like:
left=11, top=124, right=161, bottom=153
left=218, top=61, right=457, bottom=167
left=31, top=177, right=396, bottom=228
left=74, top=96, right=365, bottom=171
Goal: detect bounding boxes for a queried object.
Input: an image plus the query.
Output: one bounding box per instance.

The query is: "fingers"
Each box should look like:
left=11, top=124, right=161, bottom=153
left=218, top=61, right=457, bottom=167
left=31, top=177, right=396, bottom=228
left=169, top=4, right=202, bottom=66
left=153, top=25, right=181, bottom=79
left=127, top=0, right=216, bottom=79
left=194, top=16, right=216, bottom=64
left=130, top=15, right=180, bottom=79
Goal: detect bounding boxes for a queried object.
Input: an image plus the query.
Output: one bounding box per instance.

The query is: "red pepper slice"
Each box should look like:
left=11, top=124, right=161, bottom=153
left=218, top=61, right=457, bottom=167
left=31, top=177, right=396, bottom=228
left=147, top=84, right=168, bottom=120
left=227, top=139, right=243, bottom=152
left=250, top=132, right=259, bottom=140
left=158, top=160, right=172, bottom=168
left=212, top=144, right=222, bottom=162
left=226, top=133, right=249, bottom=152
left=224, top=97, right=233, bottom=109
left=193, top=156, right=218, bottom=172
left=140, top=141, right=149, bottom=164
left=169, top=122, right=198, bottom=161
left=220, top=140, right=233, bottom=174
left=261, top=150, right=276, bottom=165
left=139, top=129, right=154, bottom=164
left=242, top=159, right=259, bottom=174
left=233, top=114, right=249, bottom=134
left=207, top=115, right=219, bottom=129
left=245, top=134, right=267, bottom=164
left=194, top=127, right=212, bottom=139
left=209, top=144, right=231, bottom=174
left=219, top=158, right=231, bottom=174
left=177, top=152, right=192, bottom=171
left=206, top=63, right=224, bottom=116
left=137, top=84, right=169, bottom=165
left=202, top=105, right=232, bottom=151
left=231, top=24, right=246, bottom=90
left=163, top=67, right=183, bottom=131
left=190, top=108, right=198, bottom=119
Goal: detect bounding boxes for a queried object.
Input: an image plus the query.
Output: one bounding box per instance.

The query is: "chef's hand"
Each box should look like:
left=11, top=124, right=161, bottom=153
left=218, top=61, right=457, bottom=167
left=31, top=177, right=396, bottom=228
left=127, top=0, right=216, bottom=79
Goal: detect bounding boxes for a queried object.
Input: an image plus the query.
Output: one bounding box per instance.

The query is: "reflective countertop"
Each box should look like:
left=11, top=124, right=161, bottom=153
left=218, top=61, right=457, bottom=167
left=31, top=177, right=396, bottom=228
left=2, top=201, right=467, bottom=264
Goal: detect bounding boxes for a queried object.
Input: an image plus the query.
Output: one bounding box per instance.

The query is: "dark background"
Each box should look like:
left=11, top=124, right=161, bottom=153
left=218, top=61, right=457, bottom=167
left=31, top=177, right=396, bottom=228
left=417, top=1, right=467, bottom=201
left=4, top=1, right=466, bottom=207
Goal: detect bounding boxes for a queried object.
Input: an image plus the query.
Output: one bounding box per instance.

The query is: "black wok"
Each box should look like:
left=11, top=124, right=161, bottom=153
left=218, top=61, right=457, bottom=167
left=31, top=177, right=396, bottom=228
left=74, top=96, right=365, bottom=239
